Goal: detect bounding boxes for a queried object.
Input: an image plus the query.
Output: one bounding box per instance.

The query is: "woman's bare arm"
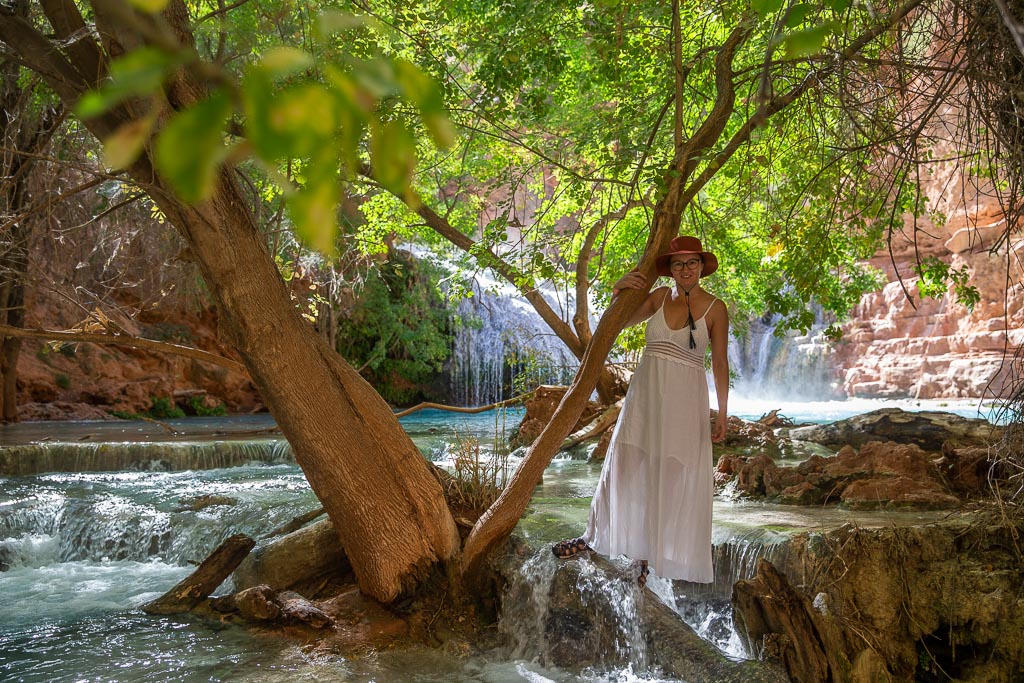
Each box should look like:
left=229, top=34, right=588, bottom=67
left=707, top=299, right=730, bottom=442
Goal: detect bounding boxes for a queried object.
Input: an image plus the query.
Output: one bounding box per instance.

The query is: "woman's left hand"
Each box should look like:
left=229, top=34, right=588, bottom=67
left=712, top=412, right=728, bottom=443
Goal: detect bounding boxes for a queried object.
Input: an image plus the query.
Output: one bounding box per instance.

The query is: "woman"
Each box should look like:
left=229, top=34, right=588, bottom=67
left=552, top=235, right=729, bottom=588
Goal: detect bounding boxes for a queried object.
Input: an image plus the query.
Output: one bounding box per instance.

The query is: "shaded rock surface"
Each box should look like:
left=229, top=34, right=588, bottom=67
left=785, top=407, right=1002, bottom=451
left=733, top=517, right=1024, bottom=682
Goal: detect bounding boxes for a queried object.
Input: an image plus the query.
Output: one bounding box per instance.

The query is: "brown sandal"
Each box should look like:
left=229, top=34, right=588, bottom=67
left=551, top=538, right=590, bottom=559
left=638, top=560, right=650, bottom=588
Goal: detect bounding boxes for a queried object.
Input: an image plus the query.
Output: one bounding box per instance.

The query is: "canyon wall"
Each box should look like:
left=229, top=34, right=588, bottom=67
left=835, top=165, right=1023, bottom=399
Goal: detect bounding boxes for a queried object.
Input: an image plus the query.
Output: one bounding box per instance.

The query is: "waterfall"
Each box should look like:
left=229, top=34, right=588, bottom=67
left=730, top=314, right=843, bottom=401
left=0, top=439, right=295, bottom=477
left=447, top=272, right=582, bottom=406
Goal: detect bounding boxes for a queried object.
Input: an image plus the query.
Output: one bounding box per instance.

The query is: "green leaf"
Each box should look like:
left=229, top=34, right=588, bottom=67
left=317, top=10, right=384, bottom=36
left=154, top=90, right=232, bottom=203
left=784, top=23, right=835, bottom=58
left=102, top=115, right=156, bottom=170
left=785, top=3, right=814, bottom=27
left=826, top=0, right=851, bottom=12
left=128, top=0, right=170, bottom=11
left=751, top=0, right=785, bottom=18
left=394, top=60, right=455, bottom=149
left=269, top=84, right=338, bottom=157
left=370, top=119, right=418, bottom=204
left=288, top=178, right=339, bottom=258
left=258, top=47, right=314, bottom=80
left=75, top=47, right=179, bottom=118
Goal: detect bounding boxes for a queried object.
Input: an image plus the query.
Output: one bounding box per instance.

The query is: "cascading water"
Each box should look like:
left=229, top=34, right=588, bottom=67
left=730, top=313, right=843, bottom=401
left=447, top=271, right=583, bottom=406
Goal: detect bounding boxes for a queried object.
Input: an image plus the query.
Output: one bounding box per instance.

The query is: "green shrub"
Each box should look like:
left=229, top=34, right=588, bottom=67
left=55, top=373, right=71, bottom=389
left=188, top=395, right=227, bottom=416
left=110, top=409, right=142, bottom=420
left=147, top=396, right=185, bottom=419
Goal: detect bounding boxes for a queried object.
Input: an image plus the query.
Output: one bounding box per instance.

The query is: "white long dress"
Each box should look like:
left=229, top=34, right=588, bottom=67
left=582, top=295, right=715, bottom=582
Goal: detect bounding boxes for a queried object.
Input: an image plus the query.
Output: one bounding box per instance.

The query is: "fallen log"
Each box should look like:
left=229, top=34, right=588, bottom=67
left=261, top=506, right=325, bottom=539
left=559, top=400, right=622, bottom=452
left=143, top=534, right=255, bottom=615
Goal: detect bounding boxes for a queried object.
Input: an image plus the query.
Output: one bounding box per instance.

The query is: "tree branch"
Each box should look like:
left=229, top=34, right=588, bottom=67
left=0, top=323, right=247, bottom=374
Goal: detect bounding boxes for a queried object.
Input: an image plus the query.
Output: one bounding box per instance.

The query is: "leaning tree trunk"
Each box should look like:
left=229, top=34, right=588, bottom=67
left=0, top=0, right=459, bottom=602
left=462, top=19, right=752, bottom=579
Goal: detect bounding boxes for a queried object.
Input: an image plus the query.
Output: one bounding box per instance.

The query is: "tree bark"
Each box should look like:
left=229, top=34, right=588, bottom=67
left=0, top=0, right=459, bottom=603
left=0, top=3, right=63, bottom=422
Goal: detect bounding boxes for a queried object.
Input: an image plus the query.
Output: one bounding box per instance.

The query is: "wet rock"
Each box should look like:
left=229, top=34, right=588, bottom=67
left=785, top=408, right=1002, bottom=451
left=717, top=441, right=966, bottom=509
left=714, top=411, right=785, bottom=457
left=495, top=540, right=787, bottom=682
left=278, top=590, right=334, bottom=629
left=233, top=584, right=282, bottom=621
left=173, top=494, right=238, bottom=512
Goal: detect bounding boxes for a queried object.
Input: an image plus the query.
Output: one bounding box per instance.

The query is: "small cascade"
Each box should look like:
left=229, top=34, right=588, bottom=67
left=448, top=275, right=581, bottom=406
left=670, top=529, right=790, bottom=657
left=0, top=465, right=318, bottom=571
left=498, top=550, right=649, bottom=672
left=730, top=314, right=843, bottom=400
left=0, top=439, right=295, bottom=477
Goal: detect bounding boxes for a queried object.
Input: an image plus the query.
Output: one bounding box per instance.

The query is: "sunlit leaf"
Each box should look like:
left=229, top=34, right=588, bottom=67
left=370, top=119, right=418, bottom=204
left=289, top=179, right=339, bottom=256
left=128, top=0, right=170, bottom=12
left=102, top=115, right=156, bottom=170
left=317, top=9, right=384, bottom=36
left=154, top=90, right=232, bottom=203
left=395, top=60, right=455, bottom=148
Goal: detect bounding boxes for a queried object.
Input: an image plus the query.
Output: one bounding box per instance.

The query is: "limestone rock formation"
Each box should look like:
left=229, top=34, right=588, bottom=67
left=784, top=407, right=1003, bottom=450
left=733, top=518, right=1024, bottom=682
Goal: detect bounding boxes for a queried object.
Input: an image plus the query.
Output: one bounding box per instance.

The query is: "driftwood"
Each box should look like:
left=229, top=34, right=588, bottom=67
left=732, top=559, right=834, bottom=683
left=143, top=534, right=255, bottom=615
left=559, top=400, right=622, bottom=451
left=394, top=391, right=534, bottom=418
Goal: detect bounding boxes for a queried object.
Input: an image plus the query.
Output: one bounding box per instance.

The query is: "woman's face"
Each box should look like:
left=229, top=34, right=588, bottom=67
left=669, top=255, right=703, bottom=286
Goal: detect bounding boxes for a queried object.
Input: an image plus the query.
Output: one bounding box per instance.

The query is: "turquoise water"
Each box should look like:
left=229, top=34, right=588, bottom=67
left=0, top=403, right=994, bottom=681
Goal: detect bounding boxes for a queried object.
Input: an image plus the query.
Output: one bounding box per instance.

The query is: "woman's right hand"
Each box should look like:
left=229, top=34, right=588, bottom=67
left=612, top=271, right=647, bottom=294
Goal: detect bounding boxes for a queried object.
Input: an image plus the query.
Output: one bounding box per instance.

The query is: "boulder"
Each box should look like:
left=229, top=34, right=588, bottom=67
left=233, top=518, right=350, bottom=593
left=785, top=408, right=1002, bottom=451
